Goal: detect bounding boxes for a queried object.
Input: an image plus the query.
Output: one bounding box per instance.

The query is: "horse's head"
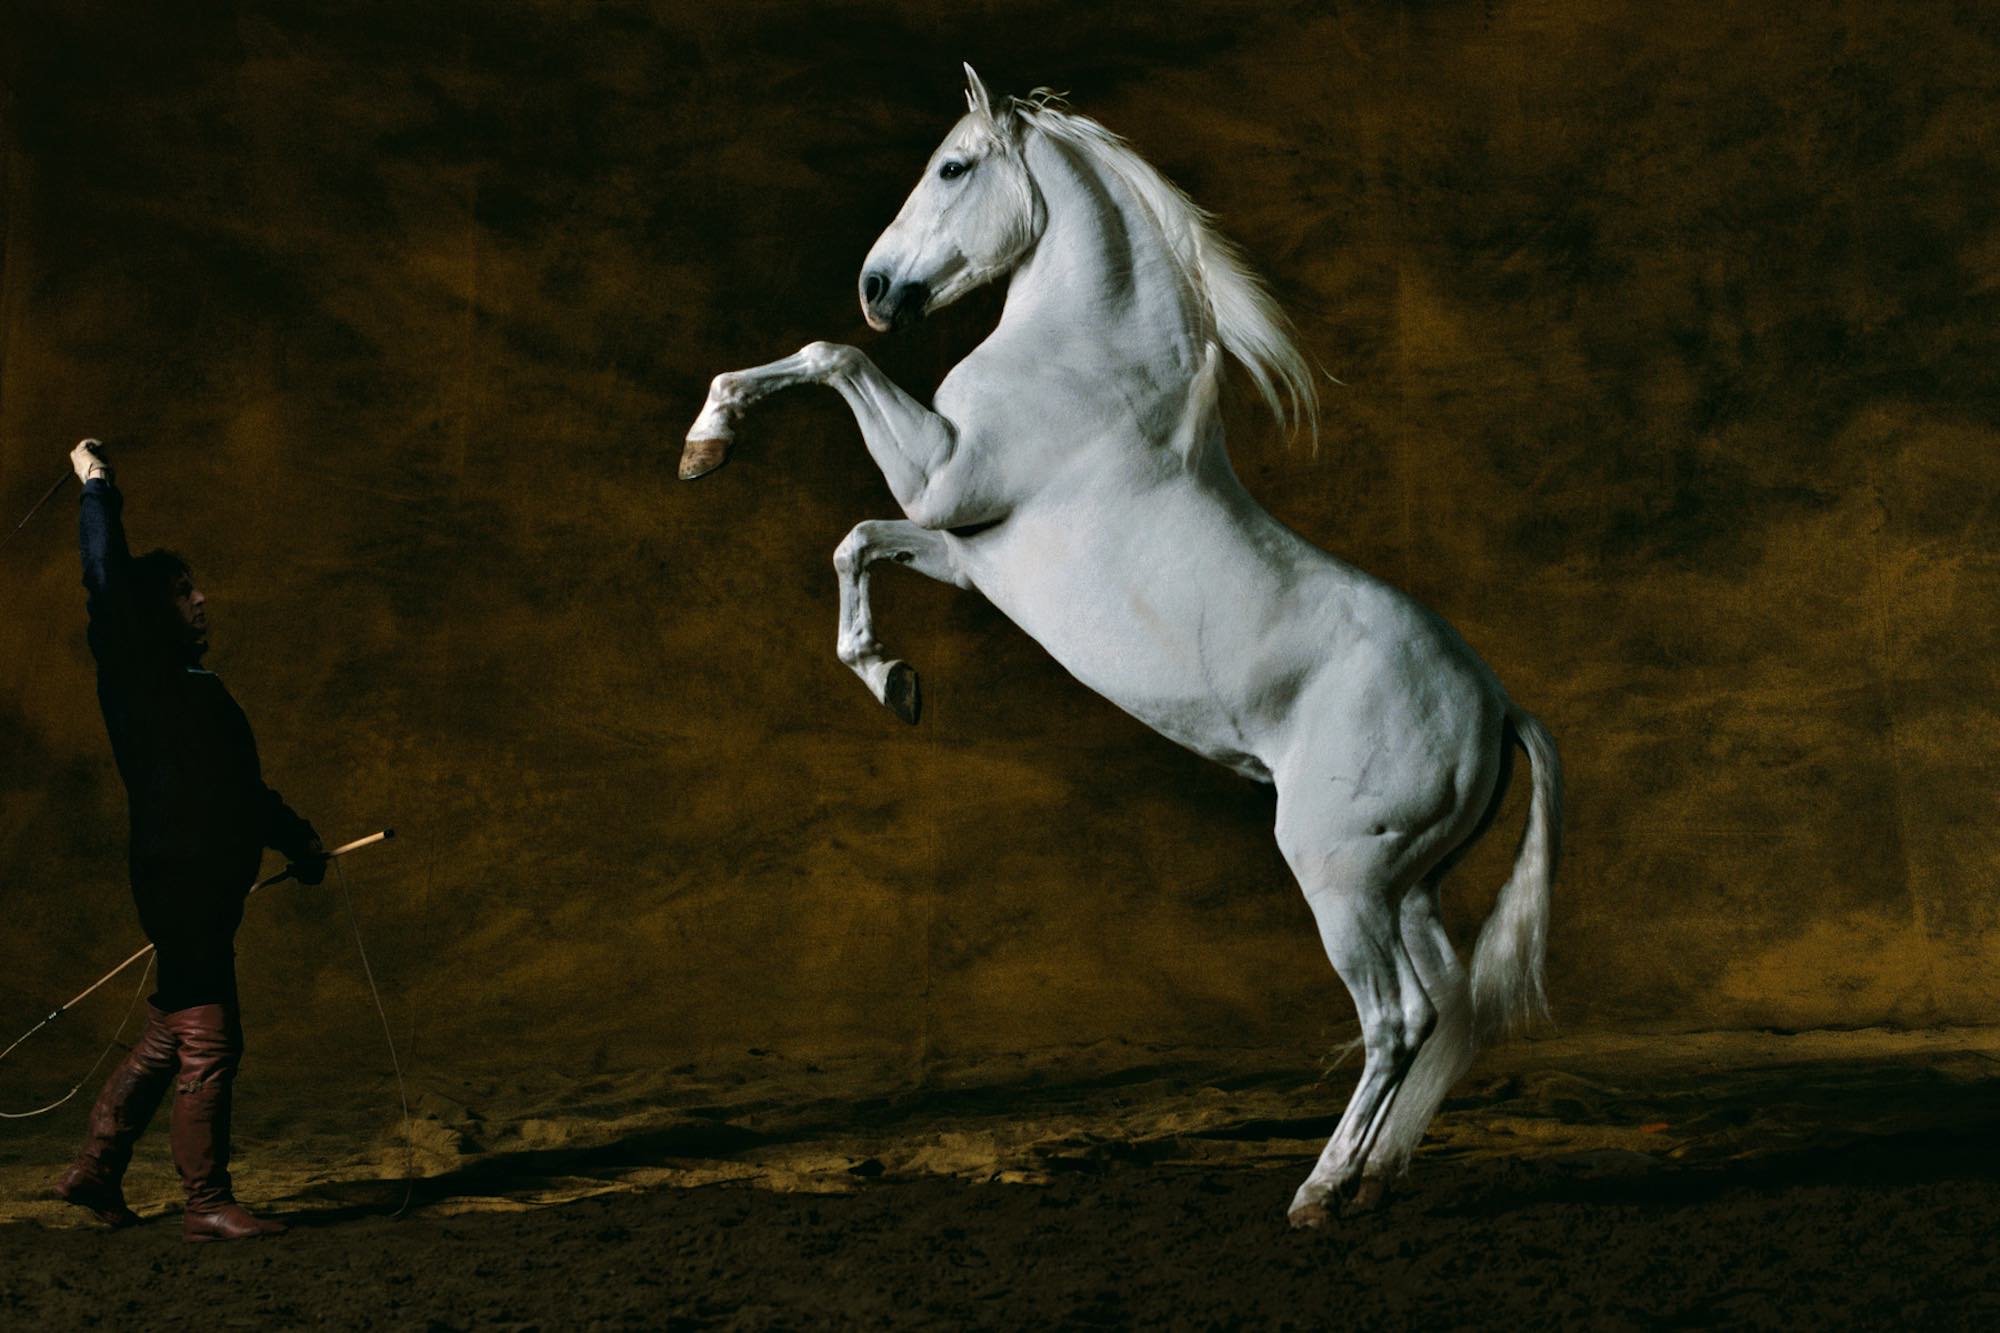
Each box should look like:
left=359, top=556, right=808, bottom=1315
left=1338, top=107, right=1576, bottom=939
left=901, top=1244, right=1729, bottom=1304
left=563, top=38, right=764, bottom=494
left=859, top=65, right=1046, bottom=332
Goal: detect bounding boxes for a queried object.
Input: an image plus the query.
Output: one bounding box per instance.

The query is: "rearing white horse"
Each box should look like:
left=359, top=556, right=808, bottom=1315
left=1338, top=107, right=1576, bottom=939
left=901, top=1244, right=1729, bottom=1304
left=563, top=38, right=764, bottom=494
left=683, top=67, right=1562, bottom=1227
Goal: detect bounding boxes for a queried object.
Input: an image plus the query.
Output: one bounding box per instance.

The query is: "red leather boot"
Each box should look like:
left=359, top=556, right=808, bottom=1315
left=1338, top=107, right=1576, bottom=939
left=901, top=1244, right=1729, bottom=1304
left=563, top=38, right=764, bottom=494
left=52, top=1005, right=179, bottom=1227
left=165, top=1004, right=287, bottom=1242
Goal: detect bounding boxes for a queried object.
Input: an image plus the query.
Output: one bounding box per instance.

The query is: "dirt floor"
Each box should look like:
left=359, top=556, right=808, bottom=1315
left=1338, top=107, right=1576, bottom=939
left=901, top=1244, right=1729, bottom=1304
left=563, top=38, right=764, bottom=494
left=5, top=7, right=1997, bottom=1324
left=4, top=1030, right=1998, bottom=1328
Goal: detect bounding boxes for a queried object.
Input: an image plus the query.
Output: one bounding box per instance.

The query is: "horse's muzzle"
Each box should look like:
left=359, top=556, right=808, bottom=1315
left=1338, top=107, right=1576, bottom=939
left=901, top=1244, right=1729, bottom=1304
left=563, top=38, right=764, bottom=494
left=861, top=275, right=928, bottom=333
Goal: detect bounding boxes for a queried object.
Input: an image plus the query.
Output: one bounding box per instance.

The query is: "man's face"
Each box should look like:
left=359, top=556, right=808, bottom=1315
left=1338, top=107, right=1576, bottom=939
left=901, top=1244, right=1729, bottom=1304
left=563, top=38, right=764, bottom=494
left=170, top=572, right=208, bottom=656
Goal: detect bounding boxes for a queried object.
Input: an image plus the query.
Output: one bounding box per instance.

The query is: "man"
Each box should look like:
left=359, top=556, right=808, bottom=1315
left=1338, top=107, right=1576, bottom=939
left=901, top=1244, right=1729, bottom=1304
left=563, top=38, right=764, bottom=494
left=52, top=439, right=324, bottom=1243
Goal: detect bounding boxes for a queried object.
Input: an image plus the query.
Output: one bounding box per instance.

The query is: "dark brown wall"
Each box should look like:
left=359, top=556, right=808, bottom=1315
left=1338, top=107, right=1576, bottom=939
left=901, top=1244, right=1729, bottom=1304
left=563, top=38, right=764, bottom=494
left=2, top=1, right=1995, bottom=1082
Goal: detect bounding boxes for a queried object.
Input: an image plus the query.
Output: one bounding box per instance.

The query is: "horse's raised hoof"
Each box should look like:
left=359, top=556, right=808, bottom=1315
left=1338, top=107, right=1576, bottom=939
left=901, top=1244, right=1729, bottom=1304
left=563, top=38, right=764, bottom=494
left=679, top=436, right=731, bottom=481
left=883, top=661, right=921, bottom=725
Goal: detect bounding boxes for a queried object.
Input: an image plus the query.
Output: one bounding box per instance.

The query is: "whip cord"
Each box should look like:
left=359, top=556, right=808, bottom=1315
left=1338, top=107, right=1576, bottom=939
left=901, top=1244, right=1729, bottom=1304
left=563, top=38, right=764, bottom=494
left=332, top=855, right=416, bottom=1217
left=0, top=955, right=155, bottom=1120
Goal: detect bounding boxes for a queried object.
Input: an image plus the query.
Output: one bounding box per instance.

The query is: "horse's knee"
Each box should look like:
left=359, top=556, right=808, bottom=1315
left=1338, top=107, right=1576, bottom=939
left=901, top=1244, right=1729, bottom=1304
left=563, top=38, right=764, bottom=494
left=707, top=371, right=742, bottom=406
left=801, top=341, right=859, bottom=376
left=833, top=532, right=862, bottom=578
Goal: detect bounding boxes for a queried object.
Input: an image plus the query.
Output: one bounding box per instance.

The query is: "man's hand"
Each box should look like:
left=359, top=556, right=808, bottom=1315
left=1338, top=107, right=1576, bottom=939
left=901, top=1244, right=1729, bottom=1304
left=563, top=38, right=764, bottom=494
left=69, top=439, right=111, bottom=485
left=292, top=834, right=328, bottom=886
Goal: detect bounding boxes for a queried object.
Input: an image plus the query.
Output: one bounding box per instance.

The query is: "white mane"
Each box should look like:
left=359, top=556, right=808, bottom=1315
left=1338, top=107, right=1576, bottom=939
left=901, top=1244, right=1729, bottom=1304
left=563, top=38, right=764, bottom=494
left=1007, top=92, right=1319, bottom=447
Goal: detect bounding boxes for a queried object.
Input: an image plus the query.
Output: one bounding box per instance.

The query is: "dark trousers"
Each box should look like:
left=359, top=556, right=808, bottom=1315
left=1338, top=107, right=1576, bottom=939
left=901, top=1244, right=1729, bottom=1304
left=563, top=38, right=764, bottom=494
left=131, top=859, right=249, bottom=1011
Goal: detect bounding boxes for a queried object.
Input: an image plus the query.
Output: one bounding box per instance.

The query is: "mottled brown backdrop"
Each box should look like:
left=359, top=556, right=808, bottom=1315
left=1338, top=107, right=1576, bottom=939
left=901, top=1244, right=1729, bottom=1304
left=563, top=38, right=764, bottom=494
left=2, top=0, right=1995, bottom=1107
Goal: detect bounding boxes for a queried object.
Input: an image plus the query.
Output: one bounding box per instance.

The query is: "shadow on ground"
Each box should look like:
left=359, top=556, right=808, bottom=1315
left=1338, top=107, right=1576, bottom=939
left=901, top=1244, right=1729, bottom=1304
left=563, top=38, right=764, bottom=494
left=5, top=1030, right=1999, bottom=1328
left=6, top=1027, right=1997, bottom=1219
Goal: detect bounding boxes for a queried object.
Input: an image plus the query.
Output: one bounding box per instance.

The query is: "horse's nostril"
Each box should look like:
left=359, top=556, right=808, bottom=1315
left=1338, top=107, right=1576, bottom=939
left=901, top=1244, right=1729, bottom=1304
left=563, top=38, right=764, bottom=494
left=863, top=272, right=888, bottom=304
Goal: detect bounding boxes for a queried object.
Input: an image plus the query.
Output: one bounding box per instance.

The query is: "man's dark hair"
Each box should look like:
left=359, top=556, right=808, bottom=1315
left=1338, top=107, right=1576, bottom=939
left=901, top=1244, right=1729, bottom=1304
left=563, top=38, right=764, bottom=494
left=130, top=548, right=193, bottom=606
left=129, top=548, right=194, bottom=647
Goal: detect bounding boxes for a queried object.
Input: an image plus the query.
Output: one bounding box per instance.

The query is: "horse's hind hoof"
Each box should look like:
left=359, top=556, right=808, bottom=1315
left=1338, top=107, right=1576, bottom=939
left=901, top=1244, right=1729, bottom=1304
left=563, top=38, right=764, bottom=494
left=1345, top=1176, right=1389, bottom=1214
left=679, top=436, right=731, bottom=480
left=884, top=661, right=921, bottom=725
left=1287, top=1199, right=1333, bottom=1231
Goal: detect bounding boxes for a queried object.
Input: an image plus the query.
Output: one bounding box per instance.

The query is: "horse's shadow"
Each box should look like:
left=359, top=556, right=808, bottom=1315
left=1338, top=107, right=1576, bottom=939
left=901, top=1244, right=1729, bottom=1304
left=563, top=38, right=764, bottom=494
left=272, top=1054, right=2000, bottom=1226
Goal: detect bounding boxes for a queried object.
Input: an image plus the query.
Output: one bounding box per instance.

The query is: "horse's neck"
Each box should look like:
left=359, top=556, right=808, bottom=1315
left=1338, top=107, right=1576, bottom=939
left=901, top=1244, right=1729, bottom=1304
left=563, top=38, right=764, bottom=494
left=1000, top=133, right=1205, bottom=378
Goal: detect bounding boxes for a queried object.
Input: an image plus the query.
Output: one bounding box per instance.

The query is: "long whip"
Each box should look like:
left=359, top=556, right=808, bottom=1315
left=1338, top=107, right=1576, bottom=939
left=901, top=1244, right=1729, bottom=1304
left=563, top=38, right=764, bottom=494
left=0, top=829, right=395, bottom=1114
left=1, top=472, right=72, bottom=551
left=0, top=958, right=155, bottom=1121
left=3, top=440, right=150, bottom=553
left=332, top=853, right=417, bottom=1216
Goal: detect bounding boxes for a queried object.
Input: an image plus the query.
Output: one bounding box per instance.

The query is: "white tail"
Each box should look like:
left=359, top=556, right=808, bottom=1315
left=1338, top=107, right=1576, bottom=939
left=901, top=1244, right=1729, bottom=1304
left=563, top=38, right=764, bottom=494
left=1469, top=707, right=1563, bottom=1040
left=1365, top=708, right=1562, bottom=1175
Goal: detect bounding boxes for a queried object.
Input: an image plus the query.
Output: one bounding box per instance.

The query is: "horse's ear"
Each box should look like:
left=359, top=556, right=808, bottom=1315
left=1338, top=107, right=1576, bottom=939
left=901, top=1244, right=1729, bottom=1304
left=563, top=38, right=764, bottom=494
left=963, top=63, right=994, bottom=119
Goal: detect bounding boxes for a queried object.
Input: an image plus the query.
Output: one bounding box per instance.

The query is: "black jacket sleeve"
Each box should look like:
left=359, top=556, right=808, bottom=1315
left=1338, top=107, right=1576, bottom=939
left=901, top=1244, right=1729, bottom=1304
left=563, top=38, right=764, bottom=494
left=79, top=477, right=141, bottom=677
left=261, top=784, right=320, bottom=859
left=78, top=477, right=162, bottom=772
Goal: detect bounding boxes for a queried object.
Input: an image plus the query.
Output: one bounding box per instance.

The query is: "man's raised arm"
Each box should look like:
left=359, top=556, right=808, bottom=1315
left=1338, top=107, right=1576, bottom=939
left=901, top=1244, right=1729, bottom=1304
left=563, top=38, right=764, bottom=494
left=73, top=439, right=144, bottom=676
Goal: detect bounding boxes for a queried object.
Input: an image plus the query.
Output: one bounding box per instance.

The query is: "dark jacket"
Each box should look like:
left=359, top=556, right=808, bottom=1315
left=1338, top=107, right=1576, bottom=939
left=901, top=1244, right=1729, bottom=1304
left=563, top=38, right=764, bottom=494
left=78, top=477, right=316, bottom=889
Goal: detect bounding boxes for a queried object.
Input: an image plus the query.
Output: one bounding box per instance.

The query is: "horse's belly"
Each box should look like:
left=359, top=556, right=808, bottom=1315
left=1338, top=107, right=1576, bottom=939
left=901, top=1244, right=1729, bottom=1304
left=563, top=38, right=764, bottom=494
left=1014, top=616, right=1282, bottom=780
left=949, top=511, right=1321, bottom=779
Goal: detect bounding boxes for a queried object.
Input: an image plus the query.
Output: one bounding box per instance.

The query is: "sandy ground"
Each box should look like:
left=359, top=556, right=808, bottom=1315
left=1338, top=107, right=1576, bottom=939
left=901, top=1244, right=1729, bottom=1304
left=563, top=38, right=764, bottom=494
left=4, top=1029, right=1997, bottom=1327
left=7, top=1144, right=1999, bottom=1330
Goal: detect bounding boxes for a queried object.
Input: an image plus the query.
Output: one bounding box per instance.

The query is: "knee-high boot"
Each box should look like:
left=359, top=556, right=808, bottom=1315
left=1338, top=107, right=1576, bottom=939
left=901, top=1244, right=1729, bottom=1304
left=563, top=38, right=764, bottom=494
left=52, top=1005, right=180, bottom=1227
left=165, top=1004, right=286, bottom=1242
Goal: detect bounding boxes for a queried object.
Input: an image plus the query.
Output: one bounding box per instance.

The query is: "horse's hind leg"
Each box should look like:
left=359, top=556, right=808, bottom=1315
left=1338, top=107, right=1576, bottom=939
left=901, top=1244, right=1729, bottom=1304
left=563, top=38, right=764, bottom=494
left=833, top=519, right=969, bottom=724
left=1280, top=830, right=1438, bottom=1228
left=1359, top=881, right=1476, bottom=1187
left=1356, top=735, right=1511, bottom=1185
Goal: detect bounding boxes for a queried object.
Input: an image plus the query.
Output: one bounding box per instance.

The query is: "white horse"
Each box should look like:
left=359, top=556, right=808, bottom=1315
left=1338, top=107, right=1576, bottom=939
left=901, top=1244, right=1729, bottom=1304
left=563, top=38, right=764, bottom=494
left=682, top=67, right=1562, bottom=1226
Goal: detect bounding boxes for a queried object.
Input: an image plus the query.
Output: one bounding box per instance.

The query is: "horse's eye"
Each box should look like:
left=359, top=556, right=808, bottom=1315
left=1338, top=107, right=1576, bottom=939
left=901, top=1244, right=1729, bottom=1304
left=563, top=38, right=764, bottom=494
left=939, top=160, right=968, bottom=181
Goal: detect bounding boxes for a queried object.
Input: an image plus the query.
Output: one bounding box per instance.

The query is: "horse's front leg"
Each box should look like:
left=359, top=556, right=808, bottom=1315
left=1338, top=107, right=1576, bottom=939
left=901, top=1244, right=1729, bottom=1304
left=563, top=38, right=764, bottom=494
left=683, top=342, right=979, bottom=527
left=683, top=344, right=832, bottom=478
left=833, top=519, right=968, bottom=725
